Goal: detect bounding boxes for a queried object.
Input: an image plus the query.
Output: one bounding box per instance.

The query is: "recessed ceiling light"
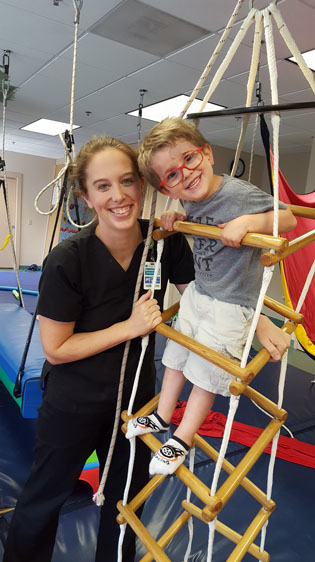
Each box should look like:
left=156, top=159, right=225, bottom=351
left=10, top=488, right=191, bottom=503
left=127, top=94, right=225, bottom=122
left=21, top=118, right=80, bottom=136
left=288, top=48, right=315, bottom=72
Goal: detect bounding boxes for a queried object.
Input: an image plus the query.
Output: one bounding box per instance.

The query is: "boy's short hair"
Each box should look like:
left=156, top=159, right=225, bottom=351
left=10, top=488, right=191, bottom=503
left=138, top=117, right=209, bottom=189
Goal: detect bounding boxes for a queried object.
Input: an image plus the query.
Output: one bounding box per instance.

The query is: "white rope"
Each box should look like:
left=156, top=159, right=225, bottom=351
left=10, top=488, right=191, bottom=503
left=200, top=8, right=257, bottom=112
left=259, top=347, right=288, bottom=552
left=117, top=233, right=164, bottom=559
left=65, top=183, right=97, bottom=229
left=94, top=189, right=158, bottom=510
left=246, top=11, right=264, bottom=108
left=250, top=399, right=294, bottom=438
left=287, top=229, right=315, bottom=248
left=231, top=11, right=263, bottom=177
left=206, top=393, right=240, bottom=560
left=269, top=2, right=315, bottom=95
left=264, top=7, right=280, bottom=237
left=248, top=113, right=259, bottom=183
left=207, top=263, right=275, bottom=557
left=1, top=61, right=25, bottom=307
left=295, top=260, right=315, bottom=313
left=34, top=134, right=71, bottom=215
left=179, top=0, right=245, bottom=118
left=117, top=436, right=136, bottom=562
left=34, top=0, right=94, bottom=229
left=231, top=115, right=250, bottom=178
left=183, top=446, right=195, bottom=562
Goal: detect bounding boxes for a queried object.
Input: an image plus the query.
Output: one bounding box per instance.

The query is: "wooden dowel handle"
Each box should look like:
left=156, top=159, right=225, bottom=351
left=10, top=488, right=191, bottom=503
left=289, top=204, right=315, bottom=219
left=263, top=295, right=304, bottom=323
left=153, top=228, right=176, bottom=241
left=261, top=230, right=315, bottom=266
left=154, top=218, right=288, bottom=251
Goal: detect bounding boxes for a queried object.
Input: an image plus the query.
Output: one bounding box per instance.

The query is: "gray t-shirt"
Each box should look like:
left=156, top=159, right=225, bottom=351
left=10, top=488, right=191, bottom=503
left=182, top=175, right=287, bottom=308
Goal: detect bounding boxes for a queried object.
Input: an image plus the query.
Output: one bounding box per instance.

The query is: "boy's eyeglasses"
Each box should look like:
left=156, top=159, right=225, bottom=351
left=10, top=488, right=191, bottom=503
left=159, top=146, right=204, bottom=189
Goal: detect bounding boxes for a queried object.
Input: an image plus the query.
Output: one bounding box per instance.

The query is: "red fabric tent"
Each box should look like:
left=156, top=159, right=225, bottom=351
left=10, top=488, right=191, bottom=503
left=275, top=163, right=315, bottom=348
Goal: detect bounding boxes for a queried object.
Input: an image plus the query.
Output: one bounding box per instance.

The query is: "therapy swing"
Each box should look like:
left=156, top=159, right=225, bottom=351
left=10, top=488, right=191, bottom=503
left=93, top=2, right=315, bottom=561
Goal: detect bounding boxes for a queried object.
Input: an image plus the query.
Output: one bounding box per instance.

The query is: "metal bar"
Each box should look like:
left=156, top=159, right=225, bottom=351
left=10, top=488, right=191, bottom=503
left=187, top=101, right=315, bottom=120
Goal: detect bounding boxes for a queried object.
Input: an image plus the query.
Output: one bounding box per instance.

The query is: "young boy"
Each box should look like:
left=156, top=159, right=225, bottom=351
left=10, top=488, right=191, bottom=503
left=126, top=117, right=296, bottom=476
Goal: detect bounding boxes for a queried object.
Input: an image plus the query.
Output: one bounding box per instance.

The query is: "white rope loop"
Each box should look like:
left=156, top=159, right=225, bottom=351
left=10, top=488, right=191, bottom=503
left=34, top=134, right=71, bottom=216
left=34, top=0, right=81, bottom=218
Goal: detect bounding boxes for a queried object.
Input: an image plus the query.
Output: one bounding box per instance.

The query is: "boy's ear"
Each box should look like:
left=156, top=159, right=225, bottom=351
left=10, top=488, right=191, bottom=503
left=203, top=144, right=214, bottom=165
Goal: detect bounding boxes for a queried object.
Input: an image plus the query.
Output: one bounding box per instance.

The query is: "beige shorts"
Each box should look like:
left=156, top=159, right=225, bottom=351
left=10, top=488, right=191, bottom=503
left=162, top=282, right=254, bottom=397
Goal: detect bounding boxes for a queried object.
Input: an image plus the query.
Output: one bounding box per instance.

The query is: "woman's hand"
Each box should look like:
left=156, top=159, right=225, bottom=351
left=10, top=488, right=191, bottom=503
left=38, top=292, right=162, bottom=365
left=256, top=315, right=291, bottom=361
left=160, top=211, right=187, bottom=231
left=127, top=290, right=162, bottom=337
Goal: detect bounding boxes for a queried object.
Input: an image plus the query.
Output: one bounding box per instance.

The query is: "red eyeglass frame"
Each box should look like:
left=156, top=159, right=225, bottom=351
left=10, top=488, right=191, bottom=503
left=159, top=146, right=204, bottom=189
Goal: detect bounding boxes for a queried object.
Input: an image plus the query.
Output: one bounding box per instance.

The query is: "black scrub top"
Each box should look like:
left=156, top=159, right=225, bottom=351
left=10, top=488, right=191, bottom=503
left=37, top=220, right=194, bottom=414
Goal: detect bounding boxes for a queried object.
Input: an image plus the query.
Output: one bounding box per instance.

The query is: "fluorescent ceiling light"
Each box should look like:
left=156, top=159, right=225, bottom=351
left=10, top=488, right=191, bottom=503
left=288, top=48, right=315, bottom=71
left=127, top=94, right=225, bottom=122
left=21, top=118, right=80, bottom=136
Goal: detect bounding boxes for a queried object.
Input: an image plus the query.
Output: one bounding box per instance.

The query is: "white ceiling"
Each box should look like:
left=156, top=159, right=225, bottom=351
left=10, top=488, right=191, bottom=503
left=1, top=0, right=315, bottom=160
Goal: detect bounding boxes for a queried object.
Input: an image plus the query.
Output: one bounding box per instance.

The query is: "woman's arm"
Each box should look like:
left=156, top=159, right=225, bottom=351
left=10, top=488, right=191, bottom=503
left=38, top=290, right=162, bottom=365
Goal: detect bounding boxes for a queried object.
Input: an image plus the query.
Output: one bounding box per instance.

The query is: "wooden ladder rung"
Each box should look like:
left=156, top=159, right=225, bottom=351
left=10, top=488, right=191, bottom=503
left=117, top=501, right=170, bottom=562
left=182, top=501, right=270, bottom=562
left=226, top=505, right=275, bottom=562
left=202, top=418, right=283, bottom=519
left=139, top=511, right=191, bottom=562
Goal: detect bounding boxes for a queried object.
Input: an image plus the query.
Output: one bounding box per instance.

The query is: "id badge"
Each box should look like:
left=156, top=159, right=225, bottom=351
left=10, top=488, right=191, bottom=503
left=144, top=262, right=161, bottom=290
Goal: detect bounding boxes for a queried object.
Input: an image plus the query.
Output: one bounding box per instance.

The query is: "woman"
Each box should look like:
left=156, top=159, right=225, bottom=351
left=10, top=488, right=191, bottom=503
left=3, top=136, right=289, bottom=562
left=3, top=136, right=195, bottom=562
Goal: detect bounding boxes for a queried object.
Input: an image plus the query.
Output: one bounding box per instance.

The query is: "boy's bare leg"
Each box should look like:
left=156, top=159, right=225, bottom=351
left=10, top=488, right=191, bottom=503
left=174, top=385, right=215, bottom=446
left=126, top=367, right=185, bottom=438
left=149, top=385, right=215, bottom=475
left=157, top=367, right=186, bottom=422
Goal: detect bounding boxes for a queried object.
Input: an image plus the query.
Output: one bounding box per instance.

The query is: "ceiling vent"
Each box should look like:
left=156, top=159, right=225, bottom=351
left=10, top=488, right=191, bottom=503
left=90, top=0, right=210, bottom=57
